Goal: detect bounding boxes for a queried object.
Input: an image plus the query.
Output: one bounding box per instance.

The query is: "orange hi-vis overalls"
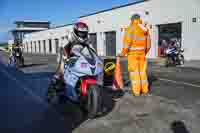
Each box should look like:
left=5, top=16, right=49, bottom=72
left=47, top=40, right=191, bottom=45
left=122, top=20, right=151, bottom=96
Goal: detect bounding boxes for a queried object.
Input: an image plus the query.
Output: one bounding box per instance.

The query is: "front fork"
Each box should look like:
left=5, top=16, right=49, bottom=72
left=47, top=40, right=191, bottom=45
left=81, top=78, right=97, bottom=96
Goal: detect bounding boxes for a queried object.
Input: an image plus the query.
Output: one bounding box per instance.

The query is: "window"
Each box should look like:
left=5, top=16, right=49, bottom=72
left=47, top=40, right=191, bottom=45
left=26, top=42, right=28, bottom=52
left=105, top=31, right=116, bottom=56
left=24, top=23, right=49, bottom=28
left=89, top=33, right=97, bottom=51
left=55, top=39, right=59, bottom=53
left=49, top=39, right=52, bottom=53
left=43, top=40, right=46, bottom=53
left=17, top=24, right=23, bottom=28
left=31, top=41, right=33, bottom=53
left=38, top=40, right=41, bottom=53
left=193, top=18, right=197, bottom=23
left=34, top=41, right=37, bottom=52
left=145, top=11, right=149, bottom=15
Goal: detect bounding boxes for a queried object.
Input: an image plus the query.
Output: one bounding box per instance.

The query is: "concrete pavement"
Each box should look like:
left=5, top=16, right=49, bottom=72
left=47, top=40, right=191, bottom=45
left=1, top=51, right=200, bottom=133
left=183, top=60, right=200, bottom=69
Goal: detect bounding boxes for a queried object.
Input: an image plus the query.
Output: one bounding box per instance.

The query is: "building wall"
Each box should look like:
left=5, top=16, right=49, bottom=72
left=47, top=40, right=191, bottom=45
left=79, top=0, right=200, bottom=60
left=22, top=0, right=200, bottom=60
left=148, top=0, right=200, bottom=60
left=23, top=25, right=73, bottom=54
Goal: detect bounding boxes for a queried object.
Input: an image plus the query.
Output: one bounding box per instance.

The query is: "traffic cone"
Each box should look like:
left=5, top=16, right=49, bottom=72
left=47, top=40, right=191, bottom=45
left=112, top=56, right=124, bottom=91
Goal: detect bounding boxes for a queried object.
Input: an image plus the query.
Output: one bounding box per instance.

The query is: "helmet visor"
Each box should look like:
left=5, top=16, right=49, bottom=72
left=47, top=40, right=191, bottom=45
left=75, top=30, right=88, bottom=39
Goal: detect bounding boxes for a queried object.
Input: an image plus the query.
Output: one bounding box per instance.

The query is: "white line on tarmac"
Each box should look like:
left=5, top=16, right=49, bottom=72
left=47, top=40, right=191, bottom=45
left=159, top=78, right=200, bottom=88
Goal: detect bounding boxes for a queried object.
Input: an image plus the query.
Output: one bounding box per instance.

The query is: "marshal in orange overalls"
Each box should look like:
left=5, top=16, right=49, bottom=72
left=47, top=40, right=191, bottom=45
left=121, top=15, right=151, bottom=96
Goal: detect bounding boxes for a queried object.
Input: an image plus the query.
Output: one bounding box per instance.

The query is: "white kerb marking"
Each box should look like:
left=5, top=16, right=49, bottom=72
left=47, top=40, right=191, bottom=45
left=159, top=78, right=200, bottom=88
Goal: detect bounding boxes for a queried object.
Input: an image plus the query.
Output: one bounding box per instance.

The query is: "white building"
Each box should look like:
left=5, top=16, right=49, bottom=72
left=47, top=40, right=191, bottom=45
left=23, top=24, right=73, bottom=54
left=22, top=0, right=200, bottom=60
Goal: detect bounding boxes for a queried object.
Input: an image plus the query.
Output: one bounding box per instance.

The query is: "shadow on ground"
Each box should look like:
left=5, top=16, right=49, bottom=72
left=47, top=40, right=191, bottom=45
left=35, top=83, right=119, bottom=132
left=121, top=71, right=158, bottom=94
left=170, top=121, right=190, bottom=133
left=1, top=64, right=118, bottom=132
left=23, top=63, right=47, bottom=68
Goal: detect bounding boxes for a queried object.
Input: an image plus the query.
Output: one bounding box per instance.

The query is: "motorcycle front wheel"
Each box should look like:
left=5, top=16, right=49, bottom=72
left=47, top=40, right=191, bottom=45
left=47, top=77, right=66, bottom=104
left=165, top=56, right=173, bottom=67
left=9, top=56, right=16, bottom=66
left=21, top=57, right=25, bottom=67
left=16, top=58, right=21, bottom=68
left=47, top=84, right=59, bottom=104
left=83, top=84, right=102, bottom=119
left=178, top=54, right=184, bottom=66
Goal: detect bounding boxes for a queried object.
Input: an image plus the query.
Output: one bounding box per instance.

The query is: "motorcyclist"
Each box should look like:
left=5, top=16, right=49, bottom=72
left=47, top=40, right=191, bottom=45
left=9, top=40, right=23, bottom=62
left=166, top=40, right=178, bottom=62
left=53, top=22, right=95, bottom=102
left=169, top=40, right=177, bottom=49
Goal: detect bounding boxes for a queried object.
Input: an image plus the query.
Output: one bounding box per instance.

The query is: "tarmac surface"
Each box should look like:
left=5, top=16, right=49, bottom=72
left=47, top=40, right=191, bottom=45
left=0, top=51, right=200, bottom=133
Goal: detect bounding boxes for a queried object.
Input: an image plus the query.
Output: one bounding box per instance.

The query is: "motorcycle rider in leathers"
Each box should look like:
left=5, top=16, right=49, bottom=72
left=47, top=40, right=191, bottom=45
left=53, top=22, right=95, bottom=102
left=9, top=39, right=23, bottom=65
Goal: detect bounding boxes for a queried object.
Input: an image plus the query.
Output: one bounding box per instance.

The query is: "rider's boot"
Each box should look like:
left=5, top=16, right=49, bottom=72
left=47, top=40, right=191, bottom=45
left=64, top=85, right=79, bottom=103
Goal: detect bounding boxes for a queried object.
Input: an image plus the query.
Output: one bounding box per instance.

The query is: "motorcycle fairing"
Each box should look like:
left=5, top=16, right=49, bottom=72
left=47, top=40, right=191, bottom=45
left=81, top=77, right=97, bottom=96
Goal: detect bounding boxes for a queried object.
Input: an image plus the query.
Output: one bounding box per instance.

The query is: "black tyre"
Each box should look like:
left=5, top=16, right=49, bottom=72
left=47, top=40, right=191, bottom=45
left=47, top=79, right=65, bottom=104
left=21, top=57, right=25, bottom=67
left=9, top=56, right=16, bottom=66
left=165, top=57, right=170, bottom=67
left=47, top=84, right=59, bottom=104
left=178, top=54, right=184, bottom=66
left=85, top=85, right=102, bottom=119
left=47, top=89, right=59, bottom=104
left=16, top=59, right=21, bottom=68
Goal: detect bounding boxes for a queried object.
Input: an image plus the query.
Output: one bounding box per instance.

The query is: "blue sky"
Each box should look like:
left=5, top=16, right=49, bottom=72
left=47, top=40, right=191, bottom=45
left=0, top=0, right=137, bottom=43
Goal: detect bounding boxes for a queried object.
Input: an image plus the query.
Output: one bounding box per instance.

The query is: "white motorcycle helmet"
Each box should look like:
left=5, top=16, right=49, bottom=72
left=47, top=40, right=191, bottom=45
left=72, top=22, right=89, bottom=43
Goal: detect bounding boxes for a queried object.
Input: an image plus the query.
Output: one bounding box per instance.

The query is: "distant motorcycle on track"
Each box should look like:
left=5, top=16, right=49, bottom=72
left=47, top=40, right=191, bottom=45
left=165, top=47, right=184, bottom=67
left=9, top=47, right=24, bottom=68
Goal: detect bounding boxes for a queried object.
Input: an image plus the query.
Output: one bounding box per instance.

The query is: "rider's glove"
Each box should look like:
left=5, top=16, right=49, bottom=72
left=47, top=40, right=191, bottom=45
left=51, top=75, right=60, bottom=84
left=63, top=55, right=69, bottom=63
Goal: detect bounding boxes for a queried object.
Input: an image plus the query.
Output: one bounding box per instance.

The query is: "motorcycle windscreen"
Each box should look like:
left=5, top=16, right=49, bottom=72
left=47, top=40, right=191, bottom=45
left=80, top=47, right=96, bottom=66
left=69, top=46, right=103, bottom=76
left=69, top=57, right=94, bottom=76
left=81, top=47, right=103, bottom=74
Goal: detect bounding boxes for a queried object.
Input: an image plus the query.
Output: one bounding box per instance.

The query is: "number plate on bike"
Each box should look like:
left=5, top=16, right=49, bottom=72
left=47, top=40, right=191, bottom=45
left=81, top=63, right=88, bottom=68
